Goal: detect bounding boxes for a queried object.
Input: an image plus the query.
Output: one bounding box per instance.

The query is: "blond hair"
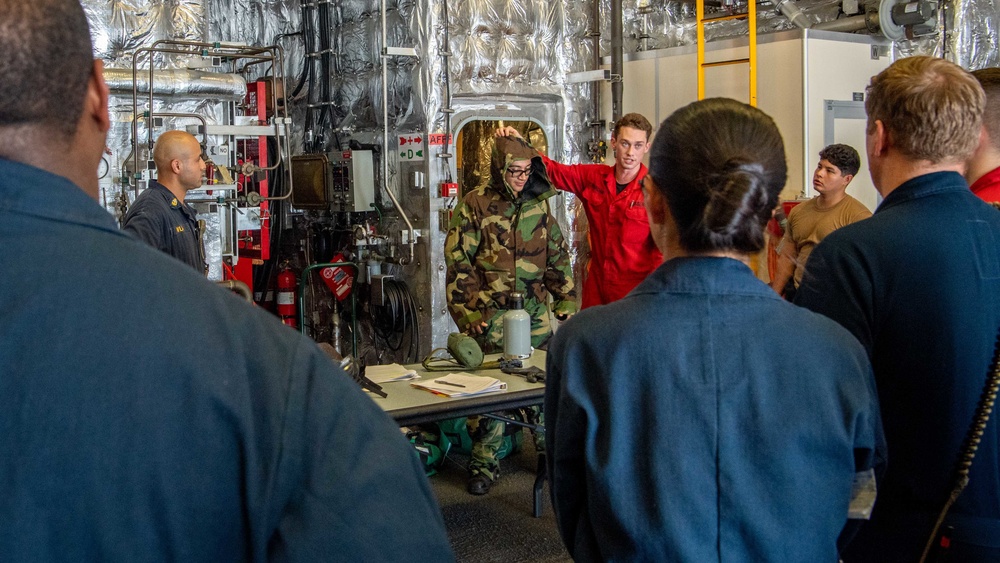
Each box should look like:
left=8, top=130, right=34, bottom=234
left=865, top=56, right=984, bottom=163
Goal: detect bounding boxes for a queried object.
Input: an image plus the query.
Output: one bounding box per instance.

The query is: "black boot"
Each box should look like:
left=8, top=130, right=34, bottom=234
left=467, top=469, right=498, bottom=495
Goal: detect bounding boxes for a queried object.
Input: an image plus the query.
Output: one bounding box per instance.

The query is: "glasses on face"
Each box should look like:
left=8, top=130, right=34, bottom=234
left=506, top=167, right=532, bottom=179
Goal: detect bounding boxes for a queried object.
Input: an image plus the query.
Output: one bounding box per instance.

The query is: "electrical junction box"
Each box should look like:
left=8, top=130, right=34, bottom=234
left=329, top=149, right=376, bottom=213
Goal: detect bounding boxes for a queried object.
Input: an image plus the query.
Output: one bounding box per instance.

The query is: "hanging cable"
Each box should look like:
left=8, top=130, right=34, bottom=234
left=254, top=137, right=286, bottom=306
left=370, top=278, right=420, bottom=363
left=918, top=327, right=1000, bottom=563
left=302, top=3, right=315, bottom=149
left=316, top=0, right=333, bottom=150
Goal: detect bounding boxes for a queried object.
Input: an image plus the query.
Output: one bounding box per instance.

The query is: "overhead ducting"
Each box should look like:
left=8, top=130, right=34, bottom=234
left=102, top=67, right=248, bottom=100
left=774, top=0, right=813, bottom=29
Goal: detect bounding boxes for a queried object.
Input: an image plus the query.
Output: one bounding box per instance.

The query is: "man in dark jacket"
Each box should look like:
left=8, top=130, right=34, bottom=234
left=122, top=129, right=208, bottom=274
left=797, top=56, right=1000, bottom=562
left=0, top=2, right=454, bottom=560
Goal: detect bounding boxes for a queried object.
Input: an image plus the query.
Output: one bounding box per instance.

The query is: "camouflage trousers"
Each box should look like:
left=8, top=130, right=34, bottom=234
left=467, top=406, right=544, bottom=481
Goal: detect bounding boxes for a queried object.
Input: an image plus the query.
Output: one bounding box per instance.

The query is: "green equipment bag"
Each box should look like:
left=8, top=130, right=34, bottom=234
left=405, top=427, right=450, bottom=477
left=435, top=416, right=523, bottom=460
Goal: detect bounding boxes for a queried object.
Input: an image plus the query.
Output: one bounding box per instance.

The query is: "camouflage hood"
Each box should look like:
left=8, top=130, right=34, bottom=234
left=490, top=136, right=556, bottom=203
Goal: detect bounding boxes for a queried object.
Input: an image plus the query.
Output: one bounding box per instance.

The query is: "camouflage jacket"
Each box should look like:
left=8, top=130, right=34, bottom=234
left=445, top=136, right=577, bottom=352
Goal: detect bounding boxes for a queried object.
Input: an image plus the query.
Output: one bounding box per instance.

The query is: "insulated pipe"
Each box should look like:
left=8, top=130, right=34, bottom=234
left=812, top=12, right=880, bottom=33
left=140, top=42, right=273, bottom=155
left=381, top=0, right=416, bottom=265
left=104, top=68, right=247, bottom=99
left=611, top=0, right=624, bottom=123
left=774, top=0, right=813, bottom=29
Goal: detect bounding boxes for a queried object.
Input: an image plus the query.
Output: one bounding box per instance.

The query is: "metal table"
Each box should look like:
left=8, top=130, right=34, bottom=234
left=372, top=351, right=547, bottom=426
left=371, top=351, right=549, bottom=516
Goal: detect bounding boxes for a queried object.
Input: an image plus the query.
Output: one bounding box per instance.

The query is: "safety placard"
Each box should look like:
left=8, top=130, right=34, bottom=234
left=320, top=253, right=353, bottom=301
left=398, top=133, right=425, bottom=162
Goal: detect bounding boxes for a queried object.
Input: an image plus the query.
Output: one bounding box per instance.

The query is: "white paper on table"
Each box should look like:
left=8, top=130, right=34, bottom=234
left=365, top=363, right=420, bottom=384
left=410, top=372, right=507, bottom=397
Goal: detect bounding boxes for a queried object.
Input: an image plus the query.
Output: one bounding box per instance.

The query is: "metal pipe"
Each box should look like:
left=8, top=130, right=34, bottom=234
left=299, top=262, right=359, bottom=358
left=381, top=0, right=416, bottom=265
left=276, top=43, right=295, bottom=202
left=589, top=0, right=604, bottom=162
left=143, top=48, right=273, bottom=166
left=800, top=33, right=810, bottom=198
left=439, top=0, right=455, bottom=180
left=638, top=5, right=651, bottom=52
left=611, top=0, right=623, bottom=123
left=217, top=43, right=295, bottom=201
left=241, top=43, right=294, bottom=200
left=130, top=45, right=276, bottom=191
left=150, top=38, right=272, bottom=57
left=150, top=112, right=208, bottom=143
left=774, top=0, right=813, bottom=29
left=813, top=12, right=879, bottom=33
left=217, top=279, right=252, bottom=301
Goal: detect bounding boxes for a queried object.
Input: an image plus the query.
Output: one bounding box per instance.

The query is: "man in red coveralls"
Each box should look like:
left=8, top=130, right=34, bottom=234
left=498, top=114, right=662, bottom=308
left=967, top=68, right=1000, bottom=202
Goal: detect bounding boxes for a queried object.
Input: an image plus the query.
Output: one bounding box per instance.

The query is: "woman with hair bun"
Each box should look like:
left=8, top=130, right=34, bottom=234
left=544, top=98, right=885, bottom=562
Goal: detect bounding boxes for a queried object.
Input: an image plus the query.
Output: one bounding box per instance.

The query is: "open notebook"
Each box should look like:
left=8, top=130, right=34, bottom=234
left=411, top=372, right=507, bottom=397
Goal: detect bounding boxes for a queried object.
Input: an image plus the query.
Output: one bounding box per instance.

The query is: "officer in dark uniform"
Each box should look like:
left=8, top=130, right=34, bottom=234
left=122, top=130, right=207, bottom=274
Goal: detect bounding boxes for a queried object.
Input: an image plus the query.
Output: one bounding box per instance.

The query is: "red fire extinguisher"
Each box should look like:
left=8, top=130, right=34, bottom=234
left=276, top=264, right=298, bottom=328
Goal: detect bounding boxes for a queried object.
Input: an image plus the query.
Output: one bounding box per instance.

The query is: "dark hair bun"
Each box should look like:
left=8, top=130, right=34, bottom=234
left=647, top=98, right=786, bottom=254
left=702, top=161, right=770, bottom=243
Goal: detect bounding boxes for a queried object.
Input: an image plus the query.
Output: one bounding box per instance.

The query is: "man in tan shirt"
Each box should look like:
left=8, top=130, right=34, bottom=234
left=770, top=144, right=872, bottom=299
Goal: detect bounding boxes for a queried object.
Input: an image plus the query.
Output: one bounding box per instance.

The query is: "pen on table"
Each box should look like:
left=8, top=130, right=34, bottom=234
left=437, top=380, right=466, bottom=388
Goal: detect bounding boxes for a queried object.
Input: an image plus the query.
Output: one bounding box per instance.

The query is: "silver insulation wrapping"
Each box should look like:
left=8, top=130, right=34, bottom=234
left=79, top=0, right=998, bottom=349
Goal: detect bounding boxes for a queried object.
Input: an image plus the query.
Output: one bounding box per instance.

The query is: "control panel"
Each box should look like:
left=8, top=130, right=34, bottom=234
left=329, top=150, right=376, bottom=213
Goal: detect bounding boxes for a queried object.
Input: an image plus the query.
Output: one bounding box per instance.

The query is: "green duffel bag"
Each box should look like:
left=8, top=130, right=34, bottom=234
left=435, top=416, right=523, bottom=460
left=405, top=426, right=451, bottom=477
